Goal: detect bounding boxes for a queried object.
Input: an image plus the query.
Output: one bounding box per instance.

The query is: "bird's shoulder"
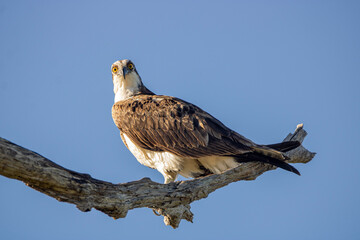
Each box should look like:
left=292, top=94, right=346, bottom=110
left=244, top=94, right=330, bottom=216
left=112, top=94, right=199, bottom=113
left=112, top=94, right=211, bottom=124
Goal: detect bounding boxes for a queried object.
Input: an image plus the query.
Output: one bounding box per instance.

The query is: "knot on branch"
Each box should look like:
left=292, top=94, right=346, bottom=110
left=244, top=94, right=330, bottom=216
left=96, top=205, right=129, bottom=219
left=153, top=204, right=193, bottom=228
left=76, top=202, right=93, bottom=212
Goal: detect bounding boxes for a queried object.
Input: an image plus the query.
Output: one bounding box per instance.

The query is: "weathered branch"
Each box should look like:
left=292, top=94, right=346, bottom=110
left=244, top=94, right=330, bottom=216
left=0, top=124, right=315, bottom=228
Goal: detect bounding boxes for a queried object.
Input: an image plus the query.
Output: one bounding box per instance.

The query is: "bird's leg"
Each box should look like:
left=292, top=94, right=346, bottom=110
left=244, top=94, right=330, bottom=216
left=162, top=171, right=178, bottom=184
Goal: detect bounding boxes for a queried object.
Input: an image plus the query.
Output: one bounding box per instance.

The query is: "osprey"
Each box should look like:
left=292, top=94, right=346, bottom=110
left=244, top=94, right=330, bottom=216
left=111, top=59, right=300, bottom=183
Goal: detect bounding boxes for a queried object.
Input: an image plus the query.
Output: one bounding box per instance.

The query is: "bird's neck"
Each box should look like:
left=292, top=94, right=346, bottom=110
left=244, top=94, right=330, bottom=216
left=113, top=74, right=154, bottom=103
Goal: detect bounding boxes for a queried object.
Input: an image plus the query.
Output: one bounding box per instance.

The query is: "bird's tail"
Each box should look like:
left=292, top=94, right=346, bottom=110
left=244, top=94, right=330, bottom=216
left=235, top=141, right=301, bottom=175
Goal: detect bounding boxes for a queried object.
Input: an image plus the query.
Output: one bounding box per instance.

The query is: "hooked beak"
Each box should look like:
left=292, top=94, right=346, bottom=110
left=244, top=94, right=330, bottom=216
left=122, top=66, right=129, bottom=79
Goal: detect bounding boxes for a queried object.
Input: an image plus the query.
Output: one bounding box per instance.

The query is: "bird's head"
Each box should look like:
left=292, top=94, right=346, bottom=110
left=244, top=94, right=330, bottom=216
left=111, top=59, right=145, bottom=102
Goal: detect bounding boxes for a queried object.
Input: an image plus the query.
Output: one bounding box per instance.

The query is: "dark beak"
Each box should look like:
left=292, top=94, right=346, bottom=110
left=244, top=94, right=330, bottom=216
left=122, top=66, right=128, bottom=79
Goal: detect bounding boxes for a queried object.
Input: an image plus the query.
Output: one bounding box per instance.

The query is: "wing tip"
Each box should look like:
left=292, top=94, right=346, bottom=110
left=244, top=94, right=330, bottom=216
left=281, top=160, right=301, bottom=176
left=290, top=166, right=301, bottom=176
left=266, top=141, right=301, bottom=152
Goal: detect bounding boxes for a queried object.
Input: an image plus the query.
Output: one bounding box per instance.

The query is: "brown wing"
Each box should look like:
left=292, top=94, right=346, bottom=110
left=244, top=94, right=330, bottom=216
left=112, top=95, right=260, bottom=158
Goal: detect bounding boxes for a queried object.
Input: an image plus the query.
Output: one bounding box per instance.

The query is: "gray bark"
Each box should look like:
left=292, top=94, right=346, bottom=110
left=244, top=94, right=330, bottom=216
left=0, top=124, right=315, bottom=228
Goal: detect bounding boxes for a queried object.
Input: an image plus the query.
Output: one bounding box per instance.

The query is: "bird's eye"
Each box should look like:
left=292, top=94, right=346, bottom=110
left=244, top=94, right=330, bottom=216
left=128, top=63, right=134, bottom=70
left=112, top=66, right=118, bottom=73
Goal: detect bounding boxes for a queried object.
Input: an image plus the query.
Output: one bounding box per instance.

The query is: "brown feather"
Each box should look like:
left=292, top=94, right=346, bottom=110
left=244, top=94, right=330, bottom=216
left=112, top=95, right=256, bottom=158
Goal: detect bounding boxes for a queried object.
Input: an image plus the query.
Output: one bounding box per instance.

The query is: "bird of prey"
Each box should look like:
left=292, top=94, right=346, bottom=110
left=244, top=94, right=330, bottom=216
left=111, top=59, right=300, bottom=183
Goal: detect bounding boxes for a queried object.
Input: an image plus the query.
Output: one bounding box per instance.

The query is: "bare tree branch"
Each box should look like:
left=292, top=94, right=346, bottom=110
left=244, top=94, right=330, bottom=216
left=0, top=124, right=315, bottom=228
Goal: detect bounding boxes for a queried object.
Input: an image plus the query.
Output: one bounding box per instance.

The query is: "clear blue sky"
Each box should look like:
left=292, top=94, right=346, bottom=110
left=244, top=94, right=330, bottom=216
left=0, top=1, right=359, bottom=239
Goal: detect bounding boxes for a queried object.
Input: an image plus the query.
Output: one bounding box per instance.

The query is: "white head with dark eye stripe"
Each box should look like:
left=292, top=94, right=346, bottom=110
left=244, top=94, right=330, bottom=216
left=112, top=59, right=143, bottom=102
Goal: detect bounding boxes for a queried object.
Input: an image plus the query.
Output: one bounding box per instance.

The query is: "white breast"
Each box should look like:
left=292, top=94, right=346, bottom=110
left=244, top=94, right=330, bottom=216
left=122, top=133, right=185, bottom=182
